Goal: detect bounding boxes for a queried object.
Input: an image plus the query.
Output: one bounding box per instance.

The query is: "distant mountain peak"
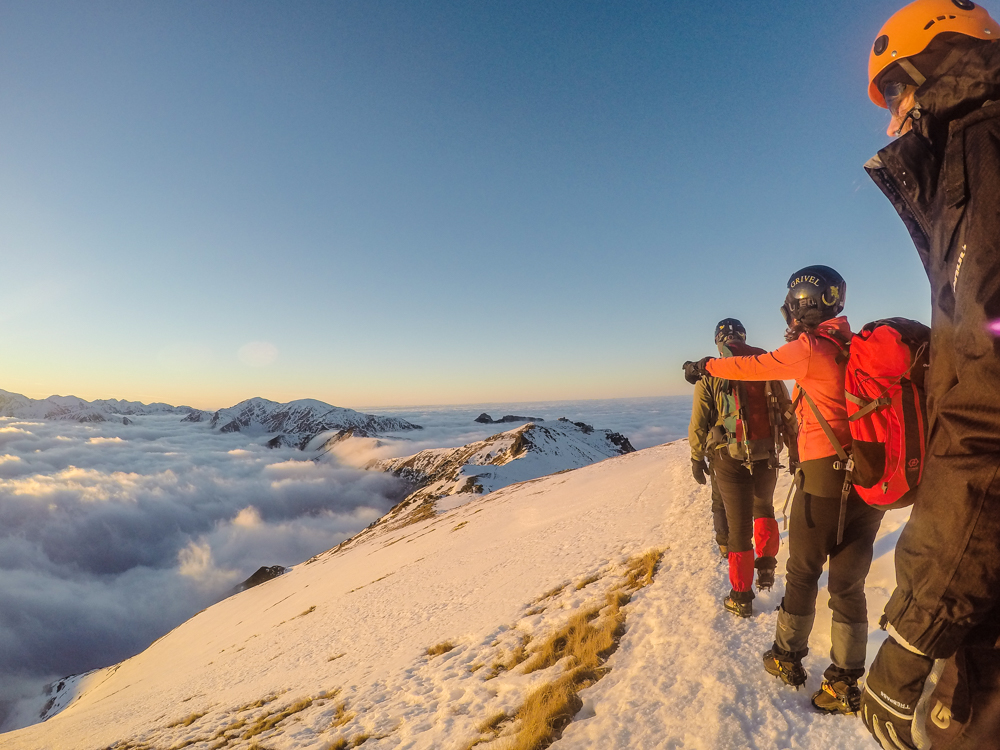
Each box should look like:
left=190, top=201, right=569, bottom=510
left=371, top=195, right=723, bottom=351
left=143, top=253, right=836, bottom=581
left=208, top=398, right=421, bottom=449
left=0, top=389, right=199, bottom=425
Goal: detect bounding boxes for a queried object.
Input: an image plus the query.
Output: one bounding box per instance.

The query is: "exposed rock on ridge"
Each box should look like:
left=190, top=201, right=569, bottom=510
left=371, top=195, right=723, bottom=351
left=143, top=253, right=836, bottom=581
left=474, top=413, right=545, bottom=424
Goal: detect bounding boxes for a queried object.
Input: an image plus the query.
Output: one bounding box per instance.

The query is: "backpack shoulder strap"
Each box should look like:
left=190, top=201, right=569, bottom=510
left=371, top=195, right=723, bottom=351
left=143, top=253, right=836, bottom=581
left=798, top=388, right=850, bottom=463
left=810, top=327, right=852, bottom=364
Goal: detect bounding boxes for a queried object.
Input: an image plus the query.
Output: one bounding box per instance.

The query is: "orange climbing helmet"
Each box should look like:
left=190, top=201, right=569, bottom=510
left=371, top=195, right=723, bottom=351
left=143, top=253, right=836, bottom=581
left=869, top=0, right=1000, bottom=107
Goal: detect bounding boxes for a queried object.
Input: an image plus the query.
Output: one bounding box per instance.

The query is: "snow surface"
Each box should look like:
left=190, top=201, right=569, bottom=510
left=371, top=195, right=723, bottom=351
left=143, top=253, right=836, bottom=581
left=3, top=440, right=908, bottom=749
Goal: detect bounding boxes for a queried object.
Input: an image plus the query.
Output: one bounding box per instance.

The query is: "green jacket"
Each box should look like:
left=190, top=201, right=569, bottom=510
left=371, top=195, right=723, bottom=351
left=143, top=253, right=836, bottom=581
left=688, top=375, right=797, bottom=463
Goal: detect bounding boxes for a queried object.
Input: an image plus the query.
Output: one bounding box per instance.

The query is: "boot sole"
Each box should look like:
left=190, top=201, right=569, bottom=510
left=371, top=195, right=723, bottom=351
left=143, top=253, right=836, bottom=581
left=811, top=698, right=858, bottom=715
left=723, top=602, right=752, bottom=618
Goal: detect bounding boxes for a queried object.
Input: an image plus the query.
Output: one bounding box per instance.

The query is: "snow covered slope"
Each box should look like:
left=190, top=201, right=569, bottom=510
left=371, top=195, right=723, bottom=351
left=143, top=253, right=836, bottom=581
left=208, top=397, right=423, bottom=449
left=0, top=388, right=198, bottom=424
left=2, top=440, right=909, bottom=749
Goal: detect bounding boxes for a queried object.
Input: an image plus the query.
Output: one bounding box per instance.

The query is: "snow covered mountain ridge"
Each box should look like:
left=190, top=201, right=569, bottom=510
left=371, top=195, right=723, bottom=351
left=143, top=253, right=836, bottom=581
left=0, top=389, right=422, bottom=448
left=206, top=397, right=422, bottom=449
left=0, top=388, right=198, bottom=425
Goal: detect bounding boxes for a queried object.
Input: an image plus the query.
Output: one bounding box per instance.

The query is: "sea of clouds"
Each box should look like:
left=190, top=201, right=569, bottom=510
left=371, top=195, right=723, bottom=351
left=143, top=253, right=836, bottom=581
left=0, top=396, right=689, bottom=728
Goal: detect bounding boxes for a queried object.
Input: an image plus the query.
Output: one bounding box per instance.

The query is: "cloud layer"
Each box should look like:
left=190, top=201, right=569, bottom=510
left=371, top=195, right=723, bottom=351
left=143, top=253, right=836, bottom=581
left=0, top=415, right=408, bottom=724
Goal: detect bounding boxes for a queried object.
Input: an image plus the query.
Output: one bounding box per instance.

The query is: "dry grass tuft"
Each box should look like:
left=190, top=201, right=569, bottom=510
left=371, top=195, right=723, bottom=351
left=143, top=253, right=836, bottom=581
left=330, top=700, right=356, bottom=728
left=294, top=605, right=317, bottom=619
left=533, top=583, right=567, bottom=603
left=484, top=633, right=532, bottom=679
left=166, top=711, right=208, bottom=728
left=575, top=573, right=601, bottom=590
left=238, top=694, right=281, bottom=712
left=325, top=734, right=372, bottom=750
left=452, top=521, right=468, bottom=532
left=477, top=711, right=509, bottom=733
left=426, top=640, right=456, bottom=657
left=328, top=652, right=347, bottom=662
left=168, top=739, right=210, bottom=750
left=621, top=549, right=662, bottom=591
left=242, top=697, right=314, bottom=739
left=502, top=549, right=664, bottom=750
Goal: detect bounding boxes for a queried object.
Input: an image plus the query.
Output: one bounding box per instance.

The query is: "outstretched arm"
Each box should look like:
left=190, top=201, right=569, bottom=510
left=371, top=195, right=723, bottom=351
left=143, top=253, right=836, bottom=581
left=705, top=337, right=812, bottom=382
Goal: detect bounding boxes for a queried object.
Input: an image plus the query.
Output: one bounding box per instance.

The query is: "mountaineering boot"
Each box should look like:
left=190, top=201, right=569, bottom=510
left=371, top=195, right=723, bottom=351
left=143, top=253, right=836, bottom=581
left=724, top=588, right=753, bottom=618
left=763, top=643, right=808, bottom=687
left=724, top=595, right=752, bottom=618
left=812, top=659, right=866, bottom=714
left=811, top=677, right=862, bottom=714
left=755, top=556, right=777, bottom=591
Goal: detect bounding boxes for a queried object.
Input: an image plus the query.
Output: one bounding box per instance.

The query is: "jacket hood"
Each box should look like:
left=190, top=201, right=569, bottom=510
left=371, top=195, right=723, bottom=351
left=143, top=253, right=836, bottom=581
left=914, top=37, right=1000, bottom=126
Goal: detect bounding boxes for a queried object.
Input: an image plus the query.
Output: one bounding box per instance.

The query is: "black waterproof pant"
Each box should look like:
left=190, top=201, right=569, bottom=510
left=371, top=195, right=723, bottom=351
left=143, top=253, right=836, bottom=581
left=708, top=455, right=728, bottom=547
left=712, top=452, right=777, bottom=554
left=784, top=485, right=883, bottom=623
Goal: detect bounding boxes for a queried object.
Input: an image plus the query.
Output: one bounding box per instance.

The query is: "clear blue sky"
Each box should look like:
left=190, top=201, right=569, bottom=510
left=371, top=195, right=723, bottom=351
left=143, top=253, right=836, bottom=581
left=0, top=1, right=942, bottom=409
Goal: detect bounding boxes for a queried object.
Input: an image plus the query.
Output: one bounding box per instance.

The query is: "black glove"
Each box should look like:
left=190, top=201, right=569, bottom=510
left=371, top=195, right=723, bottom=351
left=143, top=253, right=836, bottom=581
left=691, top=458, right=708, bottom=485
left=861, top=636, right=935, bottom=750
left=682, top=357, right=715, bottom=385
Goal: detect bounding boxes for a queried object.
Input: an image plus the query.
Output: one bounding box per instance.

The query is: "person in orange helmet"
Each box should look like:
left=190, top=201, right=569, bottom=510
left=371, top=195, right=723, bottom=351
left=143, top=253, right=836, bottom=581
left=863, top=2, right=1000, bottom=748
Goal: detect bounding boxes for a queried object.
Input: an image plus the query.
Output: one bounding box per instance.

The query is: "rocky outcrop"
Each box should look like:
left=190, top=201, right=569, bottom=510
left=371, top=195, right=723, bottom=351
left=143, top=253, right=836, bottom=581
left=209, top=398, right=422, bottom=450
left=232, top=565, right=286, bottom=594
left=474, top=413, right=545, bottom=424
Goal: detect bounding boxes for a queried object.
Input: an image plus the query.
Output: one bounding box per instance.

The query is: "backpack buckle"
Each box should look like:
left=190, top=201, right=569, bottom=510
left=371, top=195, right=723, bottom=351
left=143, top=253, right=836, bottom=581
left=833, top=457, right=855, bottom=473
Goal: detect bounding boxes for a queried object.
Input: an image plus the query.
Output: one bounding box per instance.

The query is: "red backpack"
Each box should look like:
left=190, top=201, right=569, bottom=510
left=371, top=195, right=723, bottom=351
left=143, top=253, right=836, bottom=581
left=804, top=318, right=930, bottom=510
left=843, top=318, right=930, bottom=509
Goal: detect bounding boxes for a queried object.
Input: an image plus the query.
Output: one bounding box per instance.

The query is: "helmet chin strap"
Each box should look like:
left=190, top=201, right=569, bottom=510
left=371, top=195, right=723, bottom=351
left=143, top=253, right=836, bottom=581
left=891, top=60, right=926, bottom=136
left=895, top=106, right=923, bottom=136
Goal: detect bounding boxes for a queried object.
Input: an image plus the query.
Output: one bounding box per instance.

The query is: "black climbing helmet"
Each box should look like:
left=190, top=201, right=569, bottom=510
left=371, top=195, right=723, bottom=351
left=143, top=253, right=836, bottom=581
left=781, top=265, right=847, bottom=326
left=714, top=318, right=747, bottom=345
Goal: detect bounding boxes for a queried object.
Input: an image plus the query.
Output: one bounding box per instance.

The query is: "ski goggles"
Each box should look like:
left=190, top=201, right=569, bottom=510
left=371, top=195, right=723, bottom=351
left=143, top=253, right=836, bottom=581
left=880, top=79, right=917, bottom=117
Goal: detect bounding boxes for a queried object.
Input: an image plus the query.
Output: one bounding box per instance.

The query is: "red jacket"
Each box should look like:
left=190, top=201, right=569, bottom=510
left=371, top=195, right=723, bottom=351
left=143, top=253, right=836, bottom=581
left=704, top=317, right=852, bottom=462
